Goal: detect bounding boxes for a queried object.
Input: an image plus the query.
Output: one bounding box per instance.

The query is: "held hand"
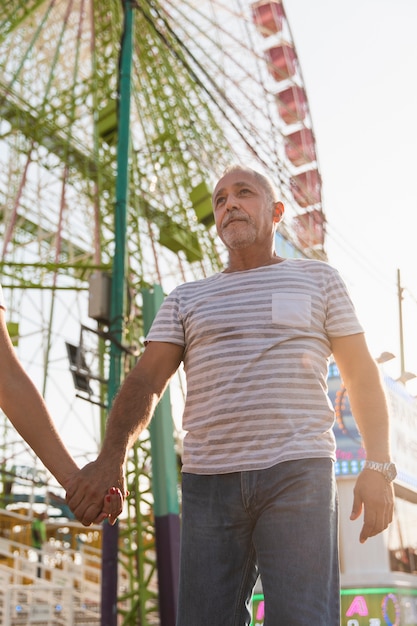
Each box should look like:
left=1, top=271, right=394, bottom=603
left=102, top=487, right=125, bottom=526
left=88, top=487, right=125, bottom=526
left=65, top=461, right=126, bottom=526
left=350, top=469, right=394, bottom=543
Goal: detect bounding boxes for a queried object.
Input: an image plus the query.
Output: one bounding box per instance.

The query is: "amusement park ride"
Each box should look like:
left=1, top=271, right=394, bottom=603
left=0, top=0, right=325, bottom=623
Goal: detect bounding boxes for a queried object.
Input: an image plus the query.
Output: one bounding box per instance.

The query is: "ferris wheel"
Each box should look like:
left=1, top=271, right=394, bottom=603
left=0, top=0, right=323, bottom=621
left=162, top=0, right=325, bottom=249
left=0, top=0, right=323, bottom=471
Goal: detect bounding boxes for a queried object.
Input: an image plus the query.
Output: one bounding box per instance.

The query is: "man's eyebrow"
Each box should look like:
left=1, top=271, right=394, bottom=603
left=213, top=181, right=255, bottom=202
left=233, top=181, right=253, bottom=190
left=213, top=186, right=225, bottom=202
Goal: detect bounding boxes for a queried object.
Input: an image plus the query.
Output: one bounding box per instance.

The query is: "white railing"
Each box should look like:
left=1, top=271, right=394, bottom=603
left=0, top=536, right=101, bottom=625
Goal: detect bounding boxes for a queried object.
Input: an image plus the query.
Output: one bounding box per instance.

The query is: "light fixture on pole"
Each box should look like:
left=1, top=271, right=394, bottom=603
left=376, top=351, right=396, bottom=364
left=396, top=371, right=417, bottom=385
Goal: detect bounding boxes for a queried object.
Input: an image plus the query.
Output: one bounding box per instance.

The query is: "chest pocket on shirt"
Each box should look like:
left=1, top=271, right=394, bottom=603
left=272, top=293, right=312, bottom=328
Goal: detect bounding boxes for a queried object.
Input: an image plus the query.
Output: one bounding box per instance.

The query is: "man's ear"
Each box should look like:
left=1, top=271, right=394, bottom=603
left=273, top=201, right=285, bottom=223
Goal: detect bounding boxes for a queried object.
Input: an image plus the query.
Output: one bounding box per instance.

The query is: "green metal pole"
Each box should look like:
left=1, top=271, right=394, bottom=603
left=142, top=286, right=181, bottom=626
left=101, top=2, right=135, bottom=626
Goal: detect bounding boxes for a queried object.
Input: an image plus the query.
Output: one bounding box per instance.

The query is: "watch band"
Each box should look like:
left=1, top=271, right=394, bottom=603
left=363, top=460, right=397, bottom=482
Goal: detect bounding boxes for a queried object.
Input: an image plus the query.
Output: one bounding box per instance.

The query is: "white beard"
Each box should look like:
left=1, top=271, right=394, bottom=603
left=220, top=218, right=257, bottom=249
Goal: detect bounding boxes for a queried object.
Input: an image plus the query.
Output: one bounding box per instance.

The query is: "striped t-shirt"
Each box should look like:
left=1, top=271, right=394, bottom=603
left=146, top=259, right=363, bottom=474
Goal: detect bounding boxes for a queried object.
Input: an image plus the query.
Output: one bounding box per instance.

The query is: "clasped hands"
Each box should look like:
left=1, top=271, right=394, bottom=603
left=65, top=460, right=126, bottom=526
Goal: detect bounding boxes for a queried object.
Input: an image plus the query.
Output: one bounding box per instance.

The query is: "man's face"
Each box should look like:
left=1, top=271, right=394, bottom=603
left=212, top=169, right=274, bottom=250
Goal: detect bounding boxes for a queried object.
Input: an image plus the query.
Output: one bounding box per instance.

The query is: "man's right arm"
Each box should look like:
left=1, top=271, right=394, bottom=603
left=65, top=341, right=184, bottom=525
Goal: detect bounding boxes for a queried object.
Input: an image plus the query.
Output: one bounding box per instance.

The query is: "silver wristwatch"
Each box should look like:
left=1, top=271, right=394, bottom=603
left=363, top=460, right=397, bottom=483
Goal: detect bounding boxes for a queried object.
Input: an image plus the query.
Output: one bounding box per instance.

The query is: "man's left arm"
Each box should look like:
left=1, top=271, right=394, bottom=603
left=331, top=333, right=395, bottom=543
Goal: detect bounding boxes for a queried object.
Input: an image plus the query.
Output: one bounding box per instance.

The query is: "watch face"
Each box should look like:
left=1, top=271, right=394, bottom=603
left=385, top=463, right=397, bottom=482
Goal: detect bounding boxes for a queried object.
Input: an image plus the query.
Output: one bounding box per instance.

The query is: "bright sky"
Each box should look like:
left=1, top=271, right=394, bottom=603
left=283, top=0, right=417, bottom=392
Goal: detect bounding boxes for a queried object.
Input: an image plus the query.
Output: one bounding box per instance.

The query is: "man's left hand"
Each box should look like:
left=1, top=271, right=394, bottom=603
left=350, top=469, right=394, bottom=543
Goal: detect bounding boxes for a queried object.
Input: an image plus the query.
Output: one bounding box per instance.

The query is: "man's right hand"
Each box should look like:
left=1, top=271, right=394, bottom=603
left=65, top=461, right=125, bottom=526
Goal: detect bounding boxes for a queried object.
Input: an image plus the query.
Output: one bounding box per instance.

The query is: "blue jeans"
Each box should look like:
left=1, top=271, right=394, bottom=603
left=177, top=458, right=340, bottom=626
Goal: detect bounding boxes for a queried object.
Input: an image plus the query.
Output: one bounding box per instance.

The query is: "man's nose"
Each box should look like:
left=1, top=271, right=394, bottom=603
left=225, top=193, right=238, bottom=210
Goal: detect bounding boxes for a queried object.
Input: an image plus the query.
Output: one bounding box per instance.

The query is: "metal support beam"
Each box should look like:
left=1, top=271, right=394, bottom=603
left=143, top=285, right=181, bottom=626
left=101, top=2, right=135, bottom=625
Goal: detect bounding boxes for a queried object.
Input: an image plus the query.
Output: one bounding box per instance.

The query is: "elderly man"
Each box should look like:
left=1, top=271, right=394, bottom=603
left=67, top=165, right=395, bottom=625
